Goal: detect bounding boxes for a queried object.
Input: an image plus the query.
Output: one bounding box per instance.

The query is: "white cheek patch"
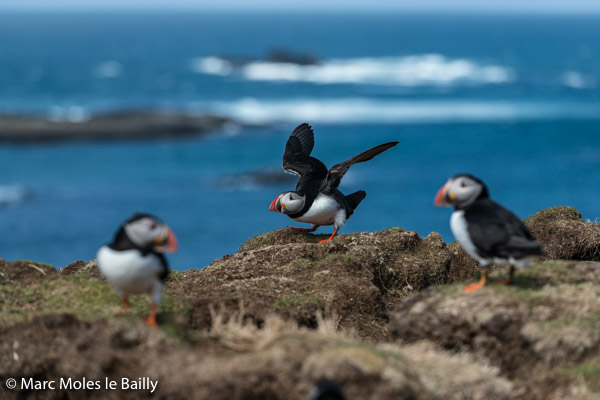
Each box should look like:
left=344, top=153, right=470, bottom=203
left=123, top=225, right=145, bottom=247
left=453, top=182, right=482, bottom=206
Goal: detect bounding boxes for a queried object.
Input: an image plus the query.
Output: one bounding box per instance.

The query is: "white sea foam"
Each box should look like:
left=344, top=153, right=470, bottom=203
left=190, top=54, right=514, bottom=86
left=190, top=56, right=233, bottom=76
left=48, top=106, right=90, bottom=123
left=209, top=98, right=600, bottom=125
left=94, top=61, right=122, bottom=78
left=562, top=71, right=596, bottom=89
left=0, top=185, right=30, bottom=206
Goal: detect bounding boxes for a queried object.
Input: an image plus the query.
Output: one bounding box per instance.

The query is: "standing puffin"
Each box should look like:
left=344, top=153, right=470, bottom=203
left=269, top=123, right=398, bottom=243
left=434, top=174, right=542, bottom=292
left=97, top=213, right=178, bottom=327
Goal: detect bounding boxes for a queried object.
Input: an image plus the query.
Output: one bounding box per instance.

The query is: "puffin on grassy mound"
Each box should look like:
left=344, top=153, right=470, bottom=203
left=434, top=174, right=543, bottom=292
left=269, top=123, right=398, bottom=243
left=97, top=213, right=178, bottom=327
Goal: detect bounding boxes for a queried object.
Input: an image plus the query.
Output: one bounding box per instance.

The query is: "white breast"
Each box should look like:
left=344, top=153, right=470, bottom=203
left=450, top=210, right=489, bottom=266
left=293, top=193, right=344, bottom=227
left=97, top=245, right=163, bottom=297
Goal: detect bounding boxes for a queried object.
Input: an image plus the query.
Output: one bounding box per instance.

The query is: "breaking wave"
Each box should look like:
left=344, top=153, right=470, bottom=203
left=562, top=71, right=597, bottom=89
left=209, top=98, right=600, bottom=125
left=0, top=185, right=31, bottom=206
left=190, top=54, right=513, bottom=87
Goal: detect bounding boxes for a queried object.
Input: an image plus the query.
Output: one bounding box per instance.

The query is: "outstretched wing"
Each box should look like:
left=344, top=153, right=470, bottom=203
left=282, top=123, right=328, bottom=192
left=283, top=123, right=314, bottom=163
left=322, top=141, right=398, bottom=193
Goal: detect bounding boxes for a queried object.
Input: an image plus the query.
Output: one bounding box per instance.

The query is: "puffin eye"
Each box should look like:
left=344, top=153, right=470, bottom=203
left=149, top=223, right=157, bottom=230
left=460, top=181, right=467, bottom=188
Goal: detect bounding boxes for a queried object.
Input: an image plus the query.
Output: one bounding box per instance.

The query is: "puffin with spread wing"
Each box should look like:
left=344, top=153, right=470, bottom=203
left=269, top=123, right=398, bottom=243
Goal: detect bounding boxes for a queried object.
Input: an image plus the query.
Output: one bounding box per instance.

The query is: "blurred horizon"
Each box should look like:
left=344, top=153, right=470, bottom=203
left=2, top=0, right=600, bottom=14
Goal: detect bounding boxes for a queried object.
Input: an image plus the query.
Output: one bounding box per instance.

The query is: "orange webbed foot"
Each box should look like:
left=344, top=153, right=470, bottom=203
left=493, top=266, right=515, bottom=286
left=145, top=303, right=158, bottom=328
left=464, top=269, right=487, bottom=293
left=145, top=316, right=158, bottom=328
left=463, top=281, right=486, bottom=292
left=318, top=229, right=338, bottom=244
left=119, top=297, right=130, bottom=315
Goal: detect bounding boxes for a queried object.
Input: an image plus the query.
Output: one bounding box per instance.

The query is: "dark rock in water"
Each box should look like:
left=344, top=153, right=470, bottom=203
left=267, top=48, right=319, bottom=65
left=0, top=110, right=239, bottom=142
left=209, top=49, right=319, bottom=69
left=216, top=169, right=297, bottom=189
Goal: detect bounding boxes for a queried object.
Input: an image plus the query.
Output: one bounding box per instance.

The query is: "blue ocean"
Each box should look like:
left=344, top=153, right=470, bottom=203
left=1, top=12, right=599, bottom=269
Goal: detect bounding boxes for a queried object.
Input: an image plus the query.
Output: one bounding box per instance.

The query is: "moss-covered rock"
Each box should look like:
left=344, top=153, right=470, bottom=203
left=168, top=228, right=479, bottom=340
left=525, top=206, right=600, bottom=261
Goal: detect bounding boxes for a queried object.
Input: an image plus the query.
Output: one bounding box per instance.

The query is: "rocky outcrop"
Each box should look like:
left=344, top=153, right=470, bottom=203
left=389, top=260, right=600, bottom=399
left=2, top=207, right=600, bottom=399
left=168, top=228, right=479, bottom=340
left=0, top=110, right=238, bottom=141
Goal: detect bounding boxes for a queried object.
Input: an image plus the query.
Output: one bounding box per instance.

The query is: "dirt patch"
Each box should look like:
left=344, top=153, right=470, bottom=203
left=61, top=260, right=104, bottom=280
left=0, top=258, right=57, bottom=286
left=166, top=228, right=480, bottom=340
left=0, top=313, right=515, bottom=400
left=389, top=261, right=600, bottom=399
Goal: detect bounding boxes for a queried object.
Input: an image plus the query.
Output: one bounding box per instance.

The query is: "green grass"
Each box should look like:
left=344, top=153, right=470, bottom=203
left=291, top=258, right=313, bottom=269
left=383, top=227, right=407, bottom=234
left=538, top=316, right=600, bottom=332
left=274, top=295, right=325, bottom=309
left=524, top=206, right=582, bottom=226
left=167, top=270, right=186, bottom=281
left=0, top=274, right=190, bottom=324
left=559, top=360, right=600, bottom=392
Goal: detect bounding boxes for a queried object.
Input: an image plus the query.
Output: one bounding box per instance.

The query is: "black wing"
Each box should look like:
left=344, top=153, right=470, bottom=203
left=466, top=199, right=542, bottom=260
left=282, top=123, right=328, bottom=193
left=156, top=253, right=170, bottom=282
left=321, top=141, right=398, bottom=193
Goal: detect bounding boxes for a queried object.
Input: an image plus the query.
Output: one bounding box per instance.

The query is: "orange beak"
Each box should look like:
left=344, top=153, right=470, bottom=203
left=154, top=226, right=178, bottom=253
left=269, top=195, right=282, bottom=212
left=434, top=182, right=451, bottom=207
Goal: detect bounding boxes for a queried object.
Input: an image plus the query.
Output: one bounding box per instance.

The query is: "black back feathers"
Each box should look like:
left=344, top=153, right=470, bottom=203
left=465, top=199, right=543, bottom=260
